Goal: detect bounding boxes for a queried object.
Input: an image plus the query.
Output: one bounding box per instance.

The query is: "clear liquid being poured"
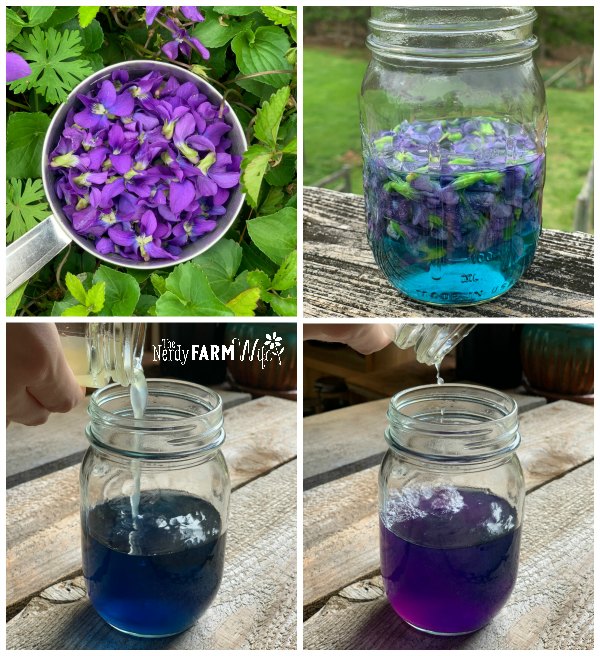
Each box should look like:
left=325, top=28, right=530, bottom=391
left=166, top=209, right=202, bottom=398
left=128, top=363, right=147, bottom=554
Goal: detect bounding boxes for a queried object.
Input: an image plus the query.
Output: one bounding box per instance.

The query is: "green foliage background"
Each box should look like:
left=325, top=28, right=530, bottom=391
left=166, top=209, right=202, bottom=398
left=6, top=6, right=297, bottom=317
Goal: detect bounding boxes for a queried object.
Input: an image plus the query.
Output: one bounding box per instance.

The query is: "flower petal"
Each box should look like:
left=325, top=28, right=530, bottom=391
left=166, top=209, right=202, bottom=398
left=170, top=180, right=196, bottom=214
left=145, top=6, right=163, bottom=25
left=161, top=40, right=179, bottom=60
left=6, top=52, right=31, bottom=83
left=180, top=6, right=204, bottom=22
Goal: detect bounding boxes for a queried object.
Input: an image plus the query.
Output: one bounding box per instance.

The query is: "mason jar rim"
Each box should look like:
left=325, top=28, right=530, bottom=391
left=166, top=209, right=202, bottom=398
left=386, top=383, right=519, bottom=463
left=367, top=6, right=538, bottom=62
left=87, top=378, right=225, bottom=459
left=369, top=6, right=537, bottom=34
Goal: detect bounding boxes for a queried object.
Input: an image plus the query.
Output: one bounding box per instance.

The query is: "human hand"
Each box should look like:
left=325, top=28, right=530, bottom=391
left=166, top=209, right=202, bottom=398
left=304, top=324, right=394, bottom=355
left=7, top=323, right=85, bottom=426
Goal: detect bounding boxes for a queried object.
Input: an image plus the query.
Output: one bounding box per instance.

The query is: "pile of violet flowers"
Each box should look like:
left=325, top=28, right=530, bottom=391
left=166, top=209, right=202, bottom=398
left=50, top=69, right=241, bottom=262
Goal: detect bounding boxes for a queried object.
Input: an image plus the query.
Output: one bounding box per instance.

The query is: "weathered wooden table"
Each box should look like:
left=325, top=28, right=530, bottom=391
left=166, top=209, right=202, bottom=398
left=303, top=396, right=593, bottom=649
left=303, top=187, right=594, bottom=318
left=7, top=390, right=297, bottom=650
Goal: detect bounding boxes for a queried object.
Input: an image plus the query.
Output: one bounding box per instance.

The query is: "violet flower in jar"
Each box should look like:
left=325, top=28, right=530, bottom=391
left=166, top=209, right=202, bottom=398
left=379, top=384, right=525, bottom=635
left=361, top=7, right=547, bottom=306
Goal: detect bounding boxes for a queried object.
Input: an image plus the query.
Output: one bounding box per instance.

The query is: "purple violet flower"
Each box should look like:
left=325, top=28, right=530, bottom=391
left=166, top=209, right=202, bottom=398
left=75, top=81, right=135, bottom=129
left=162, top=18, right=209, bottom=61
left=6, top=52, right=31, bottom=83
left=49, top=70, right=242, bottom=262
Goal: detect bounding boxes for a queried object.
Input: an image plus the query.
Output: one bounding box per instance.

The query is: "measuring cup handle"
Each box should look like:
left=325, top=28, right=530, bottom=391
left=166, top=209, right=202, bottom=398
left=6, top=216, right=73, bottom=296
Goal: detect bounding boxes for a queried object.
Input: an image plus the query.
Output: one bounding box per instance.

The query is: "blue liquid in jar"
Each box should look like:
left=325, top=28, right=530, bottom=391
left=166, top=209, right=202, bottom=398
left=380, top=486, right=521, bottom=635
left=363, top=117, right=545, bottom=306
left=82, top=490, right=226, bottom=637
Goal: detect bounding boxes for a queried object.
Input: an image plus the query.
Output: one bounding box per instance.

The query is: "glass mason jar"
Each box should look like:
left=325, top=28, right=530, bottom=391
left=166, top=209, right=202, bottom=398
left=57, top=323, right=146, bottom=387
left=361, top=7, right=547, bottom=306
left=389, top=323, right=474, bottom=366
left=379, top=384, right=525, bottom=635
left=81, top=380, right=230, bottom=638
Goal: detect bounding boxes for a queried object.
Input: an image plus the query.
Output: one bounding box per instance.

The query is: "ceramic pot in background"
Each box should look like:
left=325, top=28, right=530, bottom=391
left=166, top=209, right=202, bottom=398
left=520, top=324, right=593, bottom=401
left=224, top=324, right=297, bottom=398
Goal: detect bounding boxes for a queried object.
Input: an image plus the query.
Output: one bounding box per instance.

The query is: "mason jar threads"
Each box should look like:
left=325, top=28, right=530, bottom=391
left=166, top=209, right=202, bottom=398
left=361, top=7, right=547, bottom=306
left=81, top=380, right=230, bottom=638
left=57, top=323, right=146, bottom=388
left=379, top=384, right=525, bottom=635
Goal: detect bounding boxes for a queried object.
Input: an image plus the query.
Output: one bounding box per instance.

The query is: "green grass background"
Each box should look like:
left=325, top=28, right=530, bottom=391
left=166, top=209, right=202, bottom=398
left=304, top=47, right=594, bottom=232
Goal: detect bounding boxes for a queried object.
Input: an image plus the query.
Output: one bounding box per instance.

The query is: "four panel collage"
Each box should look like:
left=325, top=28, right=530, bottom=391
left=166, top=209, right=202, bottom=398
left=4, top=4, right=593, bottom=651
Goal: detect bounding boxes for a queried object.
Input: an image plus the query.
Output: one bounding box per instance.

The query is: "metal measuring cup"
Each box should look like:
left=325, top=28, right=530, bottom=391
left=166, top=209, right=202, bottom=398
left=6, top=60, right=248, bottom=296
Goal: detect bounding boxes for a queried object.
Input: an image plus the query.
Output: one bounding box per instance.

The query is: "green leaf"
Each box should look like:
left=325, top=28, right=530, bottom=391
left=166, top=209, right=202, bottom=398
left=43, top=6, right=79, bottom=27
left=246, top=207, right=297, bottom=265
left=190, top=12, right=251, bottom=48
left=260, top=6, right=295, bottom=27
left=259, top=186, right=285, bottom=215
left=6, top=112, right=51, bottom=180
left=254, top=86, right=290, bottom=147
left=83, top=53, right=104, bottom=72
left=62, top=304, right=90, bottom=317
left=247, top=269, right=272, bottom=290
left=282, top=137, right=297, bottom=154
left=85, top=282, right=105, bottom=313
left=213, top=7, right=258, bottom=16
left=6, top=178, right=49, bottom=243
left=65, top=272, right=87, bottom=305
left=10, top=27, right=93, bottom=104
left=241, top=144, right=272, bottom=207
left=270, top=294, right=296, bottom=316
left=271, top=250, right=297, bottom=291
left=6, top=283, right=27, bottom=317
left=192, top=239, right=243, bottom=298
left=23, top=7, right=55, bottom=26
left=226, top=287, right=261, bottom=316
left=7, top=8, right=26, bottom=44
left=78, top=6, right=100, bottom=28
left=93, top=266, right=140, bottom=316
left=155, top=263, right=235, bottom=316
left=150, top=272, right=167, bottom=296
left=134, top=294, right=158, bottom=316
left=241, top=241, right=278, bottom=277
left=231, top=26, right=291, bottom=88
left=265, top=154, right=296, bottom=186
left=59, top=17, right=104, bottom=52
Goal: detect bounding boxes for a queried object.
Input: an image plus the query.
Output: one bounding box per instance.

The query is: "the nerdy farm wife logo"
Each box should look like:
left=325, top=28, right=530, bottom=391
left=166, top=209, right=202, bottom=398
left=152, top=331, right=285, bottom=369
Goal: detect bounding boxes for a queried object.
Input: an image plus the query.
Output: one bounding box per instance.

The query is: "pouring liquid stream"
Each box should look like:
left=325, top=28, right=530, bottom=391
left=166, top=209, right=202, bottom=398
left=434, top=362, right=445, bottom=423
left=128, top=363, right=148, bottom=555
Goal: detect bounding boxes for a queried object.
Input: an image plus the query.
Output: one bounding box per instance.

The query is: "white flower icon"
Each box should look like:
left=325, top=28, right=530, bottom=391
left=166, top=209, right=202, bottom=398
left=264, top=332, right=284, bottom=357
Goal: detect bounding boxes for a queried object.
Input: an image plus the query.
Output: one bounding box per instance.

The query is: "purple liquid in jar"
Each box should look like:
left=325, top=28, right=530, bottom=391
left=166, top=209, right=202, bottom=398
left=380, top=486, right=521, bottom=635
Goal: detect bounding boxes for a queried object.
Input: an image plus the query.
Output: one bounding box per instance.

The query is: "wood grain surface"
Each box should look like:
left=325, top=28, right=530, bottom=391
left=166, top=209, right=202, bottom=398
left=7, top=388, right=252, bottom=480
left=7, top=396, right=296, bottom=614
left=7, top=461, right=297, bottom=650
left=304, top=391, right=546, bottom=485
left=303, top=463, right=593, bottom=650
left=303, top=187, right=594, bottom=318
left=303, top=400, right=593, bottom=612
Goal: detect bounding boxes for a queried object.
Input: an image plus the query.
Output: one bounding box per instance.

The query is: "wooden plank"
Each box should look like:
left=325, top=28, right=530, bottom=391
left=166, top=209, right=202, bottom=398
left=304, top=462, right=592, bottom=649
left=303, top=187, right=594, bottom=318
left=7, top=388, right=252, bottom=479
left=7, top=396, right=296, bottom=613
left=304, top=391, right=546, bottom=484
left=303, top=400, right=593, bottom=611
left=7, top=461, right=297, bottom=650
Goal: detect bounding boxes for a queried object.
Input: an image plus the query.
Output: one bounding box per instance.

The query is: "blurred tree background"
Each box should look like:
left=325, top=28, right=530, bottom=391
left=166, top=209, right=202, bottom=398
left=304, top=7, right=594, bottom=232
